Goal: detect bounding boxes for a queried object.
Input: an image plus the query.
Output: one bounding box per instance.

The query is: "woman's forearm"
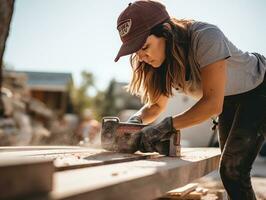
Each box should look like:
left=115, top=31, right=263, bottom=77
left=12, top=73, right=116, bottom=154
left=134, top=103, right=164, bottom=124
left=172, top=97, right=222, bottom=130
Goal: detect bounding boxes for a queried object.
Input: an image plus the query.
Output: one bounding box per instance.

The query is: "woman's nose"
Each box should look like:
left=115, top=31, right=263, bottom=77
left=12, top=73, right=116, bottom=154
left=136, top=50, right=147, bottom=62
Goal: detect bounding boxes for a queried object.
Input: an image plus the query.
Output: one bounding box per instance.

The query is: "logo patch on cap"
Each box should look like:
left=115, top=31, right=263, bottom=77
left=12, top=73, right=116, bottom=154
left=118, top=19, right=132, bottom=37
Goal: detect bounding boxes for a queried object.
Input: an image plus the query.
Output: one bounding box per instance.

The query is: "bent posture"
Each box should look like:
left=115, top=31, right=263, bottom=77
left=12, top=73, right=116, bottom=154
left=114, top=1, right=266, bottom=199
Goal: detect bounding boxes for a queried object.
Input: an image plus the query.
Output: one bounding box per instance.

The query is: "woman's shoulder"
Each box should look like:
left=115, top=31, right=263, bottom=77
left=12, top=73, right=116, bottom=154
left=188, top=21, right=231, bottom=69
left=189, top=21, right=226, bottom=44
left=190, top=21, right=221, bottom=34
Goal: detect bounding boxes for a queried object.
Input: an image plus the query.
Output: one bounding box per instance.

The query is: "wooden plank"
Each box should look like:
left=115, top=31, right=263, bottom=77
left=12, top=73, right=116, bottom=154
left=162, top=187, right=208, bottom=200
left=50, top=148, right=220, bottom=200
left=166, top=183, right=198, bottom=197
left=30, top=151, right=159, bottom=171
left=0, top=157, right=54, bottom=199
left=0, top=145, right=85, bottom=152
left=0, top=147, right=106, bottom=156
left=0, top=147, right=159, bottom=171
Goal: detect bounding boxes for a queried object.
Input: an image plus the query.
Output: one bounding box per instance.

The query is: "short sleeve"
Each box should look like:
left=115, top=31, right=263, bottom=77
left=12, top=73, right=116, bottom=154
left=195, top=26, right=231, bottom=68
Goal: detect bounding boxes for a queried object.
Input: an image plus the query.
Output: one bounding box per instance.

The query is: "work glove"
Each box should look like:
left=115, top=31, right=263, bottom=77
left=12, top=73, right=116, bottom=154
left=138, top=117, right=178, bottom=155
left=117, top=130, right=142, bottom=153
left=127, top=115, right=143, bottom=124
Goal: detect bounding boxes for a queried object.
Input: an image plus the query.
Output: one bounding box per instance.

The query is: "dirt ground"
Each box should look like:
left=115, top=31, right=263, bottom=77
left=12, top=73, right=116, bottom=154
left=195, top=155, right=266, bottom=199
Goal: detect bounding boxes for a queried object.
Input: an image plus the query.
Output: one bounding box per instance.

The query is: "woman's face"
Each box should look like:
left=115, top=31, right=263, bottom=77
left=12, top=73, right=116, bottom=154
left=136, top=35, right=166, bottom=68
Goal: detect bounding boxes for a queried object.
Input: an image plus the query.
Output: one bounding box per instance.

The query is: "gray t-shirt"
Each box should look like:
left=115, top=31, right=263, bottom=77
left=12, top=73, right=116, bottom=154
left=188, top=21, right=266, bottom=97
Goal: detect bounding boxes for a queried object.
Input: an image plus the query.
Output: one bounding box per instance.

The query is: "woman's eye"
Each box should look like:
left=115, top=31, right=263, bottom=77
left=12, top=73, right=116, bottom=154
left=142, top=45, right=149, bottom=50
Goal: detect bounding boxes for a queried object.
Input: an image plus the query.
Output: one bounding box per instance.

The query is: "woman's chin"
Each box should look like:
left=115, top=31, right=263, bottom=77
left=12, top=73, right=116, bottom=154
left=151, top=62, right=162, bottom=68
left=151, top=59, right=166, bottom=68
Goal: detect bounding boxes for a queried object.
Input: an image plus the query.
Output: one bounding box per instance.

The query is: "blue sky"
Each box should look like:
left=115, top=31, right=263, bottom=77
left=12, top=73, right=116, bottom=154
left=4, top=0, right=266, bottom=90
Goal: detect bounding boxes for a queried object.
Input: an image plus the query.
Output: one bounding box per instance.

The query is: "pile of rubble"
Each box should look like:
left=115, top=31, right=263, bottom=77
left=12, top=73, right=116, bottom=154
left=0, top=71, right=79, bottom=146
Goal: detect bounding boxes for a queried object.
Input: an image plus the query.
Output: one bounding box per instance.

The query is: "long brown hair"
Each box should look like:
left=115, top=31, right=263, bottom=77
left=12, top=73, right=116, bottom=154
left=127, top=18, right=201, bottom=105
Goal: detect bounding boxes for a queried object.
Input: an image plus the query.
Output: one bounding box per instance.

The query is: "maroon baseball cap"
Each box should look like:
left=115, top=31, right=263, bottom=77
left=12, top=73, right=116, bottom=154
left=114, top=0, right=170, bottom=62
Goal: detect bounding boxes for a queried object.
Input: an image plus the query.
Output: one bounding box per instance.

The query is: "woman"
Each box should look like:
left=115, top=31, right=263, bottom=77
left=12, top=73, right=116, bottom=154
left=114, top=1, right=266, bottom=199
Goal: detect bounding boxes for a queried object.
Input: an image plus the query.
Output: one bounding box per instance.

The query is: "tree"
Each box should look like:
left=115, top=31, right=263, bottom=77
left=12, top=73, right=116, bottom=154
left=92, top=79, right=142, bottom=120
left=100, top=79, right=117, bottom=116
left=70, top=73, right=142, bottom=121
left=0, top=0, right=15, bottom=116
left=69, top=71, right=97, bottom=116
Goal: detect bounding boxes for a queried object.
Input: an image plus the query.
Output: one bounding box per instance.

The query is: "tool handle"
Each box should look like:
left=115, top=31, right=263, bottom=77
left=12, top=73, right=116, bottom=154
left=102, top=116, right=120, bottom=124
left=169, top=131, right=181, bottom=157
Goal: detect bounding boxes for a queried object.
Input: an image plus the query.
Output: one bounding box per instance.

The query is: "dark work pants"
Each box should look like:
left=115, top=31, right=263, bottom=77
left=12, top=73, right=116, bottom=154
left=218, top=75, right=266, bottom=200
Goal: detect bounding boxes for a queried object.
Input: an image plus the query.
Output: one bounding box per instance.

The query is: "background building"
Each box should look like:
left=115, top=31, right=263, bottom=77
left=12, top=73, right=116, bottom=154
left=18, top=71, right=73, bottom=114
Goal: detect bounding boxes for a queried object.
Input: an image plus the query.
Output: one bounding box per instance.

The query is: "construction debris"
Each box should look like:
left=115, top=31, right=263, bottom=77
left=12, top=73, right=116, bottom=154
left=166, top=183, right=199, bottom=197
left=0, top=70, right=83, bottom=146
left=159, top=183, right=227, bottom=200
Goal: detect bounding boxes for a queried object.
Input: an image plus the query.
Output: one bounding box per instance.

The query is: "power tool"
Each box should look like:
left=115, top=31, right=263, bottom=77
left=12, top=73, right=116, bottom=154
left=101, top=116, right=181, bottom=156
